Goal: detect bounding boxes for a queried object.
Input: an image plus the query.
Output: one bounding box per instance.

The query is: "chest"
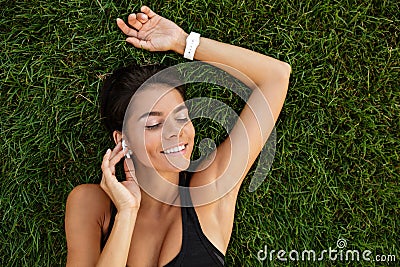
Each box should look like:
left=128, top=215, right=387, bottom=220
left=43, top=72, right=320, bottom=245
left=125, top=209, right=183, bottom=267
left=103, top=203, right=226, bottom=267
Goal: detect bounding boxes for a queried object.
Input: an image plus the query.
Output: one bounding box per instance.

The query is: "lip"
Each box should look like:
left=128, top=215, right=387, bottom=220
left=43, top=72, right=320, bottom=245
left=161, top=143, right=188, bottom=156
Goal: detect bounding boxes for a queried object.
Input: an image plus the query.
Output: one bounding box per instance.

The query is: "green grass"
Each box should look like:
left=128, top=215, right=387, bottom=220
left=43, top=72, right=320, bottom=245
left=1, top=0, right=399, bottom=266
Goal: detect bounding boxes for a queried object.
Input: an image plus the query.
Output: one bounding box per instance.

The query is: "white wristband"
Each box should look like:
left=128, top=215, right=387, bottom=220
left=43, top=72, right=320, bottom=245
left=184, top=32, right=201, bottom=60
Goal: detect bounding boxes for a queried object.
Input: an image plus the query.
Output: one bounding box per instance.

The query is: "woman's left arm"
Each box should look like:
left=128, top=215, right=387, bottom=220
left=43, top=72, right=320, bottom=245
left=117, top=6, right=291, bottom=195
left=186, top=37, right=291, bottom=196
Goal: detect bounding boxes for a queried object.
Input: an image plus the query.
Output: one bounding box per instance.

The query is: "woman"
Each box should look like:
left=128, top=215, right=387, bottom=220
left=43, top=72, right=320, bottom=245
left=65, top=5, right=291, bottom=267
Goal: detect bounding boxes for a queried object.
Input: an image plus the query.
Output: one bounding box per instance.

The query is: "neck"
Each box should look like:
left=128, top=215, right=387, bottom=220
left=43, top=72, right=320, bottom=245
left=133, top=161, right=182, bottom=213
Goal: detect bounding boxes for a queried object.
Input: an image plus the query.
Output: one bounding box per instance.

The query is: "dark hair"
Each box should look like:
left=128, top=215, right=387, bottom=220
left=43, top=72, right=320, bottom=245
left=99, top=63, right=185, bottom=134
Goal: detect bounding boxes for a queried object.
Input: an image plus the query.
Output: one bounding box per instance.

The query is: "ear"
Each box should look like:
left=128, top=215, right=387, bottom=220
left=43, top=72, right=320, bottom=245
left=112, top=130, right=122, bottom=145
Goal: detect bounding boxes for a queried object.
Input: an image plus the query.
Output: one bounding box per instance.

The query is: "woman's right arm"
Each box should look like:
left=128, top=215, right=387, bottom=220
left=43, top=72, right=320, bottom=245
left=65, top=141, right=141, bottom=266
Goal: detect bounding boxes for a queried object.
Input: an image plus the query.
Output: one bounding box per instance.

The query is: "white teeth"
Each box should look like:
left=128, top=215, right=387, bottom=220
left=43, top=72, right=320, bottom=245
left=163, top=145, right=185, bottom=154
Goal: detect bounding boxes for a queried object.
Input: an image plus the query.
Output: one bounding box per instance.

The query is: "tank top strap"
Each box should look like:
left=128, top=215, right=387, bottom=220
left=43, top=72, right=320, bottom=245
left=178, top=171, right=194, bottom=207
left=172, top=171, right=225, bottom=266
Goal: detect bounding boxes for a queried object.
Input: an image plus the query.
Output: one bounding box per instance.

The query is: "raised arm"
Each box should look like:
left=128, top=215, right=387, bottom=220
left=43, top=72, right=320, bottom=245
left=117, top=6, right=291, bottom=196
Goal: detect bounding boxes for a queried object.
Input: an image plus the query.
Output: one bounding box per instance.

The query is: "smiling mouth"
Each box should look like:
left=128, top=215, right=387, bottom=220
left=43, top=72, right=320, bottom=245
left=161, top=144, right=188, bottom=155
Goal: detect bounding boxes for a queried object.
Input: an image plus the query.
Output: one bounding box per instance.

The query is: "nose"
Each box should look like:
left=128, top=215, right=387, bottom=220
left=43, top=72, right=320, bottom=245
left=163, top=119, right=184, bottom=139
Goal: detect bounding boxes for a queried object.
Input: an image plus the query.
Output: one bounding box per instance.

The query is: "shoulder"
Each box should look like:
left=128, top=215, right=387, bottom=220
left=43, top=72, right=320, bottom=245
left=65, top=184, right=113, bottom=264
left=66, top=184, right=112, bottom=228
left=67, top=184, right=109, bottom=207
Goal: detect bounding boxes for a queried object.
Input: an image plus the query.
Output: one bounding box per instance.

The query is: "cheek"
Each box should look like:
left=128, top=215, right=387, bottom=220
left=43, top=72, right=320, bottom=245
left=188, top=122, right=196, bottom=137
left=186, top=122, right=195, bottom=139
left=144, top=130, right=162, bottom=154
left=128, top=129, right=158, bottom=161
left=126, top=128, right=143, bottom=153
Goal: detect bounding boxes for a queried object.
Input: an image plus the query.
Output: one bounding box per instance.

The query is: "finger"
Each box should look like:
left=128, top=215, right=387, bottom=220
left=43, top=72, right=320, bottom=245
left=124, top=158, right=135, bottom=180
left=126, top=37, right=152, bottom=51
left=116, top=18, right=138, bottom=37
left=140, top=6, right=157, bottom=18
left=127, top=13, right=143, bottom=31
left=124, top=158, right=138, bottom=184
left=109, top=149, right=125, bottom=166
left=101, top=148, right=111, bottom=170
left=136, top=13, right=149, bottom=24
left=101, top=149, right=114, bottom=182
left=109, top=141, right=122, bottom=160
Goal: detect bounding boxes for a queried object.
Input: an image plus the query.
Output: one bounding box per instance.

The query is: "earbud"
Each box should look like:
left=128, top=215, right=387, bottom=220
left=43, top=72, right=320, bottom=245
left=122, top=139, right=132, bottom=159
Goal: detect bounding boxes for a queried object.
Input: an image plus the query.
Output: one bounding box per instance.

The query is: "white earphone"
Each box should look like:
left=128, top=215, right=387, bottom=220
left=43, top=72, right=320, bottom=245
left=122, top=139, right=132, bottom=159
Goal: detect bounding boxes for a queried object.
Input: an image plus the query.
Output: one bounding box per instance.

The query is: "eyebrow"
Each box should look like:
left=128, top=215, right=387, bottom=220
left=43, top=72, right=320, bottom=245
left=138, top=105, right=188, bottom=121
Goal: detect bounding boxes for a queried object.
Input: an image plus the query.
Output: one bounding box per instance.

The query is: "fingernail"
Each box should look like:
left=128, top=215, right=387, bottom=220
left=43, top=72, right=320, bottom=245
left=106, top=148, right=111, bottom=154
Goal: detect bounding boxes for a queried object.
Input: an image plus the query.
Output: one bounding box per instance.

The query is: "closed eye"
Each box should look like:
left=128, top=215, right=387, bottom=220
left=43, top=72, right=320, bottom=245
left=176, top=117, right=189, bottom=123
left=145, top=123, right=161, bottom=130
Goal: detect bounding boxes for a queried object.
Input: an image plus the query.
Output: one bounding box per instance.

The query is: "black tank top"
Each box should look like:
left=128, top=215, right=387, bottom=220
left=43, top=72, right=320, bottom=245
left=101, top=172, right=225, bottom=266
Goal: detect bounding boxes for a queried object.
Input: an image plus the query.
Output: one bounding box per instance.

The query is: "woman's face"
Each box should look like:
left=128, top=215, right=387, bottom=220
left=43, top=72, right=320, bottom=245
left=124, top=84, right=195, bottom=173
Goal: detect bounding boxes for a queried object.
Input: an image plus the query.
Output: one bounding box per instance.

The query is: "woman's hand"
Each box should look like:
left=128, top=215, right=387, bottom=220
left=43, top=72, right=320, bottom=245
left=100, top=142, right=141, bottom=212
left=116, top=6, right=187, bottom=53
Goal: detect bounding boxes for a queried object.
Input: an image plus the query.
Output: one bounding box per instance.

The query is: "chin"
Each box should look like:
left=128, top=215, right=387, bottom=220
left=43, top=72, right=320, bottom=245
left=164, top=159, right=191, bottom=172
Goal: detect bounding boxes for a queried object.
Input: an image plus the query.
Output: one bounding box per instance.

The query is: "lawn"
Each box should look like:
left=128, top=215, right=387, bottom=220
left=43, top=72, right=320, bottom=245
left=1, top=0, right=399, bottom=266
